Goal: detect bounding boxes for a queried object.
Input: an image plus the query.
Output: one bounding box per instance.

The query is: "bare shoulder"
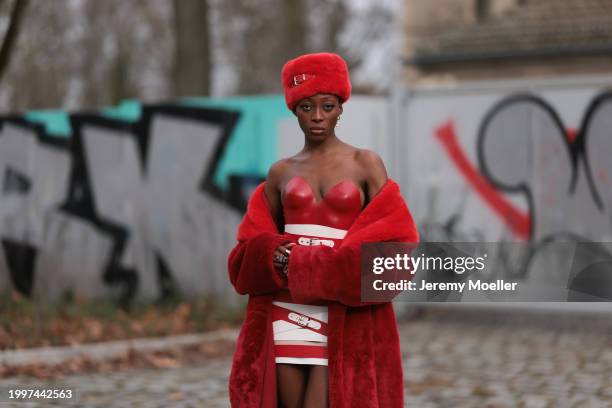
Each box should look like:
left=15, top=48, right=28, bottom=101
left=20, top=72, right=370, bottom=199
left=354, top=149, right=387, bottom=179
left=354, top=149, right=388, bottom=200
left=264, top=159, right=290, bottom=219
left=266, top=158, right=290, bottom=186
left=355, top=149, right=383, bottom=165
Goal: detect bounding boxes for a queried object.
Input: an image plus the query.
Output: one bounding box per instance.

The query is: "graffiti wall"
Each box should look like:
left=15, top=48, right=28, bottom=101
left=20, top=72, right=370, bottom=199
left=0, top=97, right=296, bottom=303
left=4, top=81, right=610, bottom=305
left=401, top=78, right=612, bottom=303
left=1, top=94, right=397, bottom=303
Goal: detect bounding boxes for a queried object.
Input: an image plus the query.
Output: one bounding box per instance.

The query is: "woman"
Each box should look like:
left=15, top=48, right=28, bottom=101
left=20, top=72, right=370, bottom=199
left=228, top=53, right=419, bottom=408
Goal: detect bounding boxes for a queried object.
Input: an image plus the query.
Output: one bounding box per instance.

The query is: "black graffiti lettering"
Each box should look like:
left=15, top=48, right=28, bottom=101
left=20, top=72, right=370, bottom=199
left=0, top=105, right=242, bottom=303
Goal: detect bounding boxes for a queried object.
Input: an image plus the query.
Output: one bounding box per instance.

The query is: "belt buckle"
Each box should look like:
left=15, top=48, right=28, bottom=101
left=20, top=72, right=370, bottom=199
left=298, top=236, right=313, bottom=245
left=297, top=236, right=335, bottom=247
left=289, top=312, right=309, bottom=327
left=293, top=73, right=307, bottom=86
left=288, top=312, right=322, bottom=331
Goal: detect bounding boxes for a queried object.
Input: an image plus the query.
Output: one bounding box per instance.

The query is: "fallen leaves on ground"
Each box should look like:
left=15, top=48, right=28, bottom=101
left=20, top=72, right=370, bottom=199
left=0, top=290, right=243, bottom=350
left=0, top=339, right=236, bottom=379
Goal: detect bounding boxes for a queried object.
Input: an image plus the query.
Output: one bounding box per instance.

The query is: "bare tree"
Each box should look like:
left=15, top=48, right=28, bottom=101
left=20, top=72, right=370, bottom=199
left=0, top=0, right=30, bottom=84
left=172, top=0, right=211, bottom=97
left=1, top=0, right=76, bottom=110
left=213, top=0, right=355, bottom=96
left=215, top=0, right=311, bottom=95
left=0, top=0, right=175, bottom=111
left=307, top=0, right=349, bottom=54
left=0, top=0, right=394, bottom=111
left=280, top=0, right=307, bottom=60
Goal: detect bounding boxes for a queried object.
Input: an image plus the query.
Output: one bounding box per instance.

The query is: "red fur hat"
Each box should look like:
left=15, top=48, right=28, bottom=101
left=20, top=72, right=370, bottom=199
left=281, top=52, right=351, bottom=111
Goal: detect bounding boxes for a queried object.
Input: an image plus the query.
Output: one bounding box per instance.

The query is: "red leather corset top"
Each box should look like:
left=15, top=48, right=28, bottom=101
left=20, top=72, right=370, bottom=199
left=274, top=176, right=363, bottom=306
left=282, top=176, right=363, bottom=243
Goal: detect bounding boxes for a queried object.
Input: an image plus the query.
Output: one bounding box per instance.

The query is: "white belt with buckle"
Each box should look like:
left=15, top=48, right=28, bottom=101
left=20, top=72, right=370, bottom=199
left=288, top=312, right=322, bottom=330
left=297, top=237, right=335, bottom=247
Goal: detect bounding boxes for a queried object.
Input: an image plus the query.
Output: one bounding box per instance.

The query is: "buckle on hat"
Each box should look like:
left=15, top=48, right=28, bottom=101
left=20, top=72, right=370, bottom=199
left=292, top=73, right=311, bottom=86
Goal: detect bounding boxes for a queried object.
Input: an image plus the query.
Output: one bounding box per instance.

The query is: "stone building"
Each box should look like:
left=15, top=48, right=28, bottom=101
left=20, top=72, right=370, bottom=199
left=403, top=0, right=612, bottom=84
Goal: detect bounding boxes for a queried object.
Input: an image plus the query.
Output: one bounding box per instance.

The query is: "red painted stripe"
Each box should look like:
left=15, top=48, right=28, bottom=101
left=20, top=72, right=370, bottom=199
left=274, top=344, right=328, bottom=359
left=434, top=120, right=531, bottom=240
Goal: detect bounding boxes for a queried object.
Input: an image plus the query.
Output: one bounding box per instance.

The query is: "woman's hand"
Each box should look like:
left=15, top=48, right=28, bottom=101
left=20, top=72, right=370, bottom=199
left=273, top=242, right=296, bottom=275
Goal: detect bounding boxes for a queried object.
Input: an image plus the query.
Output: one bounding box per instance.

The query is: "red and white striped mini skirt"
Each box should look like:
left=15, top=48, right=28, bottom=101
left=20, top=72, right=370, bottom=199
left=272, top=223, right=347, bottom=366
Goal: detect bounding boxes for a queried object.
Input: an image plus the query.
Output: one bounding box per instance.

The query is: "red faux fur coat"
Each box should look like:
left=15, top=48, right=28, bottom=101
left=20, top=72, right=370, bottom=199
left=227, top=179, right=419, bottom=407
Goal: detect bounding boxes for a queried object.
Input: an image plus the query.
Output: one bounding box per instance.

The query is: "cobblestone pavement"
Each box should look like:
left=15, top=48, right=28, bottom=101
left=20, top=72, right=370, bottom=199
left=1, top=309, right=611, bottom=407
left=0, top=359, right=231, bottom=407
left=400, top=309, right=612, bottom=408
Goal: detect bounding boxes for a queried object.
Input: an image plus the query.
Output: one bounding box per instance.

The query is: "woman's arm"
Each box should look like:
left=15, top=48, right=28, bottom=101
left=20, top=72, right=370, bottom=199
left=264, top=160, right=296, bottom=272
left=228, top=231, right=290, bottom=295
left=227, top=160, right=293, bottom=295
left=263, top=159, right=286, bottom=231
left=357, top=149, right=388, bottom=204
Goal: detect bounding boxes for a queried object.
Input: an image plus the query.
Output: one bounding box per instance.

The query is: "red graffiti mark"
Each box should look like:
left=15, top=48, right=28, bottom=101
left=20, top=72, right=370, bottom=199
left=566, top=127, right=577, bottom=143
left=434, top=120, right=531, bottom=240
left=598, top=170, right=608, bottom=183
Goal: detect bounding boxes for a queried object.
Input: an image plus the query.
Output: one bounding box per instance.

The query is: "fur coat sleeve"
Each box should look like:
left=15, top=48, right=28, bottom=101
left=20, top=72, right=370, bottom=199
left=227, top=187, right=289, bottom=295
left=227, top=178, right=419, bottom=408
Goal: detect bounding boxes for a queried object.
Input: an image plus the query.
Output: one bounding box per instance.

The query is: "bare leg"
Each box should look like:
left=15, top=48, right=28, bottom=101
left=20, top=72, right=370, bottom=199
left=277, top=363, right=308, bottom=408
left=303, top=365, right=329, bottom=408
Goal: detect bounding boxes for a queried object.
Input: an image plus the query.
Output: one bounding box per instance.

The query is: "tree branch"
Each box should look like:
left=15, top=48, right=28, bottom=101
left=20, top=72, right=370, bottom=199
left=0, top=0, right=30, bottom=83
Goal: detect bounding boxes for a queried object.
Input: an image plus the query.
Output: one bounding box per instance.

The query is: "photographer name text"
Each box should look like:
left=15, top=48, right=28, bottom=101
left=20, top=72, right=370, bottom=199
left=372, top=279, right=517, bottom=292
